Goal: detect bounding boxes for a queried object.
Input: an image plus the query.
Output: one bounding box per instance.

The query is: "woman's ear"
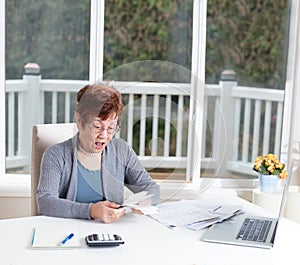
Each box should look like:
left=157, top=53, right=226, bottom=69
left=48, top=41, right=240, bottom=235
left=75, top=113, right=82, bottom=130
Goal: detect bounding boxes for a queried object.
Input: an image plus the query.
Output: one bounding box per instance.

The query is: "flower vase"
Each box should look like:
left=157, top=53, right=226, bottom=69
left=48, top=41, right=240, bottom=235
left=258, top=173, right=279, bottom=193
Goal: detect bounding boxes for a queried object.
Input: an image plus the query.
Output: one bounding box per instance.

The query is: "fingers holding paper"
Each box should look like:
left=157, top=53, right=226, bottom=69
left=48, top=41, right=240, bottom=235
left=90, top=192, right=158, bottom=222
left=131, top=198, right=152, bottom=215
left=123, top=191, right=158, bottom=215
left=90, top=200, right=125, bottom=223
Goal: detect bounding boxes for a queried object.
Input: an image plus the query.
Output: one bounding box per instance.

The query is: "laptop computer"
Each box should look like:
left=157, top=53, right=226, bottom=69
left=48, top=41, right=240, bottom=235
left=202, top=162, right=293, bottom=249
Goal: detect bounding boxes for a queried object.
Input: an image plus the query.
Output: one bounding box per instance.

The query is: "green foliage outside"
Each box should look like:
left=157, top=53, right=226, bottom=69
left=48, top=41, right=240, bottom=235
left=205, top=0, right=289, bottom=88
left=5, top=0, right=91, bottom=80
left=103, top=0, right=193, bottom=82
left=6, top=0, right=289, bottom=88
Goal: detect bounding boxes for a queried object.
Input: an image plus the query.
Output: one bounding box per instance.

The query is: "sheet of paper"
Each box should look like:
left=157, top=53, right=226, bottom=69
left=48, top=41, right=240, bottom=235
left=31, top=226, right=81, bottom=249
left=149, top=200, right=221, bottom=228
left=186, top=205, right=244, bottom=230
left=123, top=191, right=154, bottom=207
left=128, top=205, right=159, bottom=215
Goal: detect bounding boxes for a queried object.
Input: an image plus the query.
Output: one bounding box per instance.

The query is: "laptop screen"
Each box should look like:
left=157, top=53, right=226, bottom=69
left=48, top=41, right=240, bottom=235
left=277, top=161, right=293, bottom=219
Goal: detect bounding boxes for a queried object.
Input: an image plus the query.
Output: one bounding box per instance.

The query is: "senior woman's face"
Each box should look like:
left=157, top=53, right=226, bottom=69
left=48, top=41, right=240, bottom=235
left=77, top=113, right=119, bottom=154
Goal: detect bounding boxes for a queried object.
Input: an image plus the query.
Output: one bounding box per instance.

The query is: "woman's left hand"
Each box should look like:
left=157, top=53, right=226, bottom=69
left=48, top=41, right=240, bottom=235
left=131, top=198, right=152, bottom=215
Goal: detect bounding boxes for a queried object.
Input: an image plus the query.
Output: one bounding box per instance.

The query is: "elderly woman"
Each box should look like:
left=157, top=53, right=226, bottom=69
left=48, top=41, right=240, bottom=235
left=36, top=83, right=160, bottom=223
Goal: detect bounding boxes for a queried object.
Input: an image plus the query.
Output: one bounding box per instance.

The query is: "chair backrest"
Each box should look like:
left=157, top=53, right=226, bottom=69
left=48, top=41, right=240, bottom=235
left=31, top=123, right=77, bottom=215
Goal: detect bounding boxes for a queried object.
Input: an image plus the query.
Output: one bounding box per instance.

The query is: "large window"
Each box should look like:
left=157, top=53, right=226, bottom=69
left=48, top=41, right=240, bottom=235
left=203, top=0, right=291, bottom=178
left=4, top=0, right=91, bottom=174
left=2, top=0, right=297, bottom=184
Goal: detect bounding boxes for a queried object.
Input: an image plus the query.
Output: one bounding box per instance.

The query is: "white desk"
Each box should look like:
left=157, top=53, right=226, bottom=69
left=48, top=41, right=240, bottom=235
left=1, top=188, right=300, bottom=265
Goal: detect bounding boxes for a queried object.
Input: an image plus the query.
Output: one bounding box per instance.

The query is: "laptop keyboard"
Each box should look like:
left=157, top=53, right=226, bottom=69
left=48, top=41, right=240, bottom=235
left=236, top=218, right=272, bottom=242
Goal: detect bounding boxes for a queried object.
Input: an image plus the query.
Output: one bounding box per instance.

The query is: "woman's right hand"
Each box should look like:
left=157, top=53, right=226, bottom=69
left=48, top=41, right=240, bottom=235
left=90, top=200, right=125, bottom=223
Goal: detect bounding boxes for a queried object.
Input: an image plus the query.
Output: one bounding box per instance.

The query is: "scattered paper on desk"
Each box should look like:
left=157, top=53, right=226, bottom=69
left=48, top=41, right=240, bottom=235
left=148, top=199, right=243, bottom=230
left=149, top=200, right=220, bottom=228
left=187, top=204, right=243, bottom=231
left=31, top=226, right=81, bottom=249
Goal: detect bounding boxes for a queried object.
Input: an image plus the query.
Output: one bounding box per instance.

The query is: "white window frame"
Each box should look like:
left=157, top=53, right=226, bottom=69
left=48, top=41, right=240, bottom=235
left=0, top=0, right=5, bottom=177
left=281, top=0, right=300, bottom=185
left=89, top=0, right=105, bottom=82
left=188, top=0, right=207, bottom=183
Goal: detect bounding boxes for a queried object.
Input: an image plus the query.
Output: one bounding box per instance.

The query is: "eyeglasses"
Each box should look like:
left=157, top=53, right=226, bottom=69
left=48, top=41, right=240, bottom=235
left=88, top=123, right=120, bottom=135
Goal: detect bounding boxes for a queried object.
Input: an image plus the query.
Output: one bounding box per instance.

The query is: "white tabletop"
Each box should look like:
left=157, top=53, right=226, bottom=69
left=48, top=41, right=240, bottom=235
left=1, top=188, right=300, bottom=265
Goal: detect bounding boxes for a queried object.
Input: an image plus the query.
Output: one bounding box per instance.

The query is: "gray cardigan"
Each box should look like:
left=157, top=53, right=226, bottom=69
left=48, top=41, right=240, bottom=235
left=36, top=134, right=160, bottom=219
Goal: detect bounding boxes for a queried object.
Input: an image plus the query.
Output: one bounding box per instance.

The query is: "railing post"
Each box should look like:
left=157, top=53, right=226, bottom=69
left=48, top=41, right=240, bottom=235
left=215, top=70, right=237, bottom=177
left=19, top=63, right=42, bottom=173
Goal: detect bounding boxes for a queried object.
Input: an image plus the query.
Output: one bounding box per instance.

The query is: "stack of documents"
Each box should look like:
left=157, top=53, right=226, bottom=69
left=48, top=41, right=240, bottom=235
left=148, top=199, right=243, bottom=230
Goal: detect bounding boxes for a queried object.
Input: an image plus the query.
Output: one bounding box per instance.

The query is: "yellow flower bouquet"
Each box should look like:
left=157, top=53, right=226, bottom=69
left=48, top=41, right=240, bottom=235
left=253, top=154, right=288, bottom=179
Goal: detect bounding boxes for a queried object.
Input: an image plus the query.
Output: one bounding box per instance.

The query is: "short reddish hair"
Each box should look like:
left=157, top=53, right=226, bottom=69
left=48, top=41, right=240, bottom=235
left=75, top=83, right=123, bottom=124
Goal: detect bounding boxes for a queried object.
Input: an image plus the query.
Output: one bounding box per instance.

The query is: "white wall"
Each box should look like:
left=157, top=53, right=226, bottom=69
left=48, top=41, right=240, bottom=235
left=0, top=196, right=31, bottom=219
left=0, top=175, right=31, bottom=219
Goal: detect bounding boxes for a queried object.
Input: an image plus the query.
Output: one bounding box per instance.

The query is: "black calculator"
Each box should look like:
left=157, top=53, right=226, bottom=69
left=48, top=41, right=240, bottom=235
left=85, top=233, right=124, bottom=247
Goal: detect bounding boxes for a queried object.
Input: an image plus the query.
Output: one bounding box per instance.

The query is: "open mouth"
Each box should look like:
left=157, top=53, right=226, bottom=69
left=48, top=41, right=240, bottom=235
left=95, top=142, right=105, bottom=148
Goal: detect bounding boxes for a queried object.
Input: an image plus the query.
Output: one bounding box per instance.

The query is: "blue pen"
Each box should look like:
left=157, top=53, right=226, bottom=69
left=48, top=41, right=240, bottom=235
left=60, top=233, right=74, bottom=246
left=31, top=228, right=36, bottom=245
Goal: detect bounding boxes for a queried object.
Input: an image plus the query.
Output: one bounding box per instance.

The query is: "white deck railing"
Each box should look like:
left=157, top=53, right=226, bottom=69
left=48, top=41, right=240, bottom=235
left=5, top=72, right=285, bottom=178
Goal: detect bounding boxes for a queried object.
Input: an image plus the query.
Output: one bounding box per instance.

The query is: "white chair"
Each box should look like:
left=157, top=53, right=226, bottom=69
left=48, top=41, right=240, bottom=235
left=31, top=123, right=77, bottom=215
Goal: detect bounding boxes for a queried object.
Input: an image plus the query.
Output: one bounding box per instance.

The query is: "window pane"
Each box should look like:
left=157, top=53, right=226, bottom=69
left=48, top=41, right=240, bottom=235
left=103, top=0, right=193, bottom=82
left=204, top=0, right=290, bottom=178
left=5, top=0, right=90, bottom=174
left=103, top=1, right=193, bottom=181
left=206, top=0, right=289, bottom=88
left=6, top=0, right=90, bottom=80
